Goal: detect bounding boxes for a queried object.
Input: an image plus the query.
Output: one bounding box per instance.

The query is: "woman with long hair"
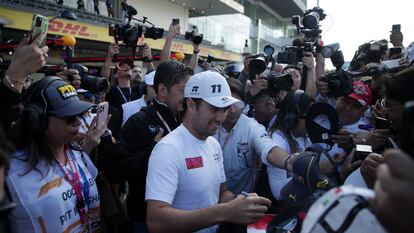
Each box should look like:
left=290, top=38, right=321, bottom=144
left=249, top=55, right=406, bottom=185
left=266, top=90, right=314, bottom=201
left=6, top=77, right=102, bottom=233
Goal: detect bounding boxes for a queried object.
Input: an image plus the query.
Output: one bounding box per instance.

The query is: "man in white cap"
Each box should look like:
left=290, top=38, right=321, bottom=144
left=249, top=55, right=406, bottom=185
left=121, top=70, right=156, bottom=125
left=145, top=71, right=272, bottom=233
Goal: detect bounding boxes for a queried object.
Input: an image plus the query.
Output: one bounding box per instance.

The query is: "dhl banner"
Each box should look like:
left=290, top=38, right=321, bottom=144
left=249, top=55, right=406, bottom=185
left=1, top=7, right=242, bottom=61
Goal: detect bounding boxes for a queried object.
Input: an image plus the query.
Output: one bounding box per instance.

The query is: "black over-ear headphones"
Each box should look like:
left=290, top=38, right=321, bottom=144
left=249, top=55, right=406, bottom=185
left=21, top=76, right=62, bottom=134
left=283, top=90, right=305, bottom=130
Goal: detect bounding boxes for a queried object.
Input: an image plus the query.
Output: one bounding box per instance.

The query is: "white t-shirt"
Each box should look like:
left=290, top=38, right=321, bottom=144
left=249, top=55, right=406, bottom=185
left=6, top=149, right=100, bottom=233
left=122, top=96, right=147, bottom=126
left=146, top=125, right=225, bottom=233
left=213, top=114, right=276, bottom=194
left=266, top=131, right=312, bottom=200
left=344, top=168, right=368, bottom=188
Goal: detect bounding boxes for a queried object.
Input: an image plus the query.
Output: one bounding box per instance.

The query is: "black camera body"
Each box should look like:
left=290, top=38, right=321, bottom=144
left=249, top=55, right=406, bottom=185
left=267, top=72, right=293, bottom=93
left=277, top=42, right=313, bottom=65
left=70, top=64, right=110, bottom=95
left=185, top=26, right=203, bottom=45
left=320, top=69, right=353, bottom=97
left=349, top=40, right=388, bottom=71
left=248, top=52, right=273, bottom=75
left=291, top=7, right=326, bottom=53
left=353, top=144, right=373, bottom=162
left=144, top=27, right=164, bottom=40
left=109, top=4, right=163, bottom=47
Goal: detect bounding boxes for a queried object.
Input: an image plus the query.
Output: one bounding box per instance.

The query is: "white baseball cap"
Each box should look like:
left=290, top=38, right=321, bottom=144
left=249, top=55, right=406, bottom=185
left=144, top=70, right=155, bottom=86
left=184, top=71, right=244, bottom=108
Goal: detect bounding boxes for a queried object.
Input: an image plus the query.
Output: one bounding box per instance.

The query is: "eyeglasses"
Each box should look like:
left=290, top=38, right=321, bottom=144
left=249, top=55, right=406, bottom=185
left=380, top=98, right=402, bottom=112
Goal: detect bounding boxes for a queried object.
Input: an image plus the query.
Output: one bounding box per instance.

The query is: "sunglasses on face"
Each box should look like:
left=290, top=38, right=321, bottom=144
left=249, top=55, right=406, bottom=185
left=80, top=92, right=94, bottom=99
left=61, top=115, right=82, bottom=124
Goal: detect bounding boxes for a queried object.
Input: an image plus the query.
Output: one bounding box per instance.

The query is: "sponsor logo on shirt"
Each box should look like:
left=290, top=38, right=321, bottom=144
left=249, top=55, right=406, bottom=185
left=148, top=125, right=158, bottom=133
left=185, top=156, right=204, bottom=170
left=212, top=153, right=220, bottom=161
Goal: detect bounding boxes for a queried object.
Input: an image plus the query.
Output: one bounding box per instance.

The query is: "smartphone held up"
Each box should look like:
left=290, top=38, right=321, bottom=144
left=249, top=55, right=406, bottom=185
left=30, top=14, right=49, bottom=47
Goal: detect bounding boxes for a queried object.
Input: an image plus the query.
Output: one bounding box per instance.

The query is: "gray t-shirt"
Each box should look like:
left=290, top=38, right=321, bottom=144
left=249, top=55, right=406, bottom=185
left=214, top=114, right=275, bottom=194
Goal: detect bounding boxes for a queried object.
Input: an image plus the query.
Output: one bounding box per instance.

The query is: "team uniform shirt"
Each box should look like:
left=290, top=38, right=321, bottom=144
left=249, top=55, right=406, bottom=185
left=6, top=149, right=100, bottom=233
left=146, top=125, right=225, bottom=233
left=121, top=95, right=147, bottom=126
left=214, top=114, right=275, bottom=194
left=265, top=131, right=312, bottom=200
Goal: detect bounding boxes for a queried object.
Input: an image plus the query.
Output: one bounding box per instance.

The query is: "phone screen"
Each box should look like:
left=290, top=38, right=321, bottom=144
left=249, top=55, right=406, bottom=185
left=31, top=14, right=49, bottom=46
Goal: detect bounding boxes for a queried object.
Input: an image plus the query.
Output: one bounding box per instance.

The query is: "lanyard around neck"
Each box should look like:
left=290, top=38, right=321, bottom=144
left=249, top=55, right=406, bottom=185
left=117, top=86, right=131, bottom=103
left=56, top=146, right=90, bottom=226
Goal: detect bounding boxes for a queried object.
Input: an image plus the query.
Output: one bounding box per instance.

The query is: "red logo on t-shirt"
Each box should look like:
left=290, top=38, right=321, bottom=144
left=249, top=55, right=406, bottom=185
left=185, top=156, right=204, bottom=170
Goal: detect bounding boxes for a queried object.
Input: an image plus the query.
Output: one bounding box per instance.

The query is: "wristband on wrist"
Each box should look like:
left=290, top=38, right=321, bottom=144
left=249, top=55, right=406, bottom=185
left=6, top=75, right=26, bottom=85
left=193, top=49, right=200, bottom=54
left=284, top=154, right=293, bottom=171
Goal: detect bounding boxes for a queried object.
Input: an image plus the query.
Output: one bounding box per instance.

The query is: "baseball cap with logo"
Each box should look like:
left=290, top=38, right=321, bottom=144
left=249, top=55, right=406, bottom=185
left=184, top=71, right=244, bottom=108
left=281, top=145, right=337, bottom=205
left=37, top=77, right=94, bottom=117
left=306, top=103, right=341, bottom=147
left=348, top=81, right=372, bottom=107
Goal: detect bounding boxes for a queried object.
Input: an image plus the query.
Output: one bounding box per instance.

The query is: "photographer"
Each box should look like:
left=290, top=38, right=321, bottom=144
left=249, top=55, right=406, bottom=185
left=344, top=67, right=414, bottom=189
left=56, top=68, right=82, bottom=89
left=160, top=21, right=180, bottom=62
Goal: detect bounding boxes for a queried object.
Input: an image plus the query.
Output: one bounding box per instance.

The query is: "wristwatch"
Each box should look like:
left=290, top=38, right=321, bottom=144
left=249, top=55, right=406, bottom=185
left=193, top=49, right=200, bottom=54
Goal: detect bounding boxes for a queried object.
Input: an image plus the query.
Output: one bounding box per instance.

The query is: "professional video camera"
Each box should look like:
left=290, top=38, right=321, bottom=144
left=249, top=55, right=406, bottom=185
left=292, top=7, right=325, bottom=45
left=320, top=43, right=353, bottom=97
left=69, top=64, right=110, bottom=95
left=349, top=40, right=388, bottom=71
left=266, top=72, right=294, bottom=93
left=277, top=39, right=313, bottom=65
left=249, top=45, right=275, bottom=75
left=277, top=7, right=325, bottom=65
left=350, top=58, right=409, bottom=78
left=108, top=3, right=164, bottom=48
left=185, top=26, right=203, bottom=45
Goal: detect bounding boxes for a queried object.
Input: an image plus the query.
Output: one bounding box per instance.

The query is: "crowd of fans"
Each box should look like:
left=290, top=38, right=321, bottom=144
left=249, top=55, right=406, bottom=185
left=0, top=10, right=414, bottom=233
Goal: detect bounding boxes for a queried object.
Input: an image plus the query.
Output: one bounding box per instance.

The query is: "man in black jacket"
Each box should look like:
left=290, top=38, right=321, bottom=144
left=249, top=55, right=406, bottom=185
left=105, top=60, right=193, bottom=232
